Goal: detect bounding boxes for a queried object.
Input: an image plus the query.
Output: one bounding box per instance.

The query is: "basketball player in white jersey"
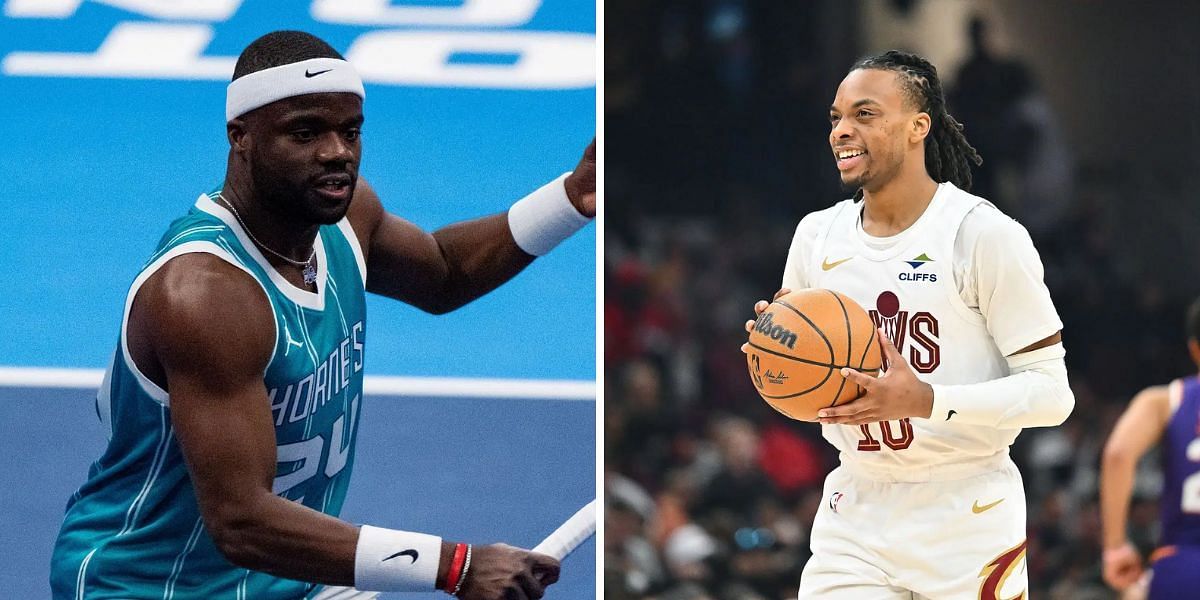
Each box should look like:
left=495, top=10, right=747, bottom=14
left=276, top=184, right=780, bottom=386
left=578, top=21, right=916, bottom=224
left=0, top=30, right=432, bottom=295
left=745, top=50, right=1075, bottom=598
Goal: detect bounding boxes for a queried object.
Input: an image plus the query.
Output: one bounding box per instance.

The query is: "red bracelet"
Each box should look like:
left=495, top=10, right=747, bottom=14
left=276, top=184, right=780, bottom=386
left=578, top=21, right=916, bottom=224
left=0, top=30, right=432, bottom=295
left=443, top=542, right=468, bottom=594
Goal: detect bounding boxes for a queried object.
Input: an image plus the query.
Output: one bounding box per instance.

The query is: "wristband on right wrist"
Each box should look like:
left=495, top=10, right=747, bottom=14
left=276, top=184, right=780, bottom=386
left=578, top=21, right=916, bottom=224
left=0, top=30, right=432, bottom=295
left=443, top=543, right=468, bottom=594
left=354, top=525, right=442, bottom=592
left=453, top=544, right=473, bottom=596
left=507, top=173, right=591, bottom=256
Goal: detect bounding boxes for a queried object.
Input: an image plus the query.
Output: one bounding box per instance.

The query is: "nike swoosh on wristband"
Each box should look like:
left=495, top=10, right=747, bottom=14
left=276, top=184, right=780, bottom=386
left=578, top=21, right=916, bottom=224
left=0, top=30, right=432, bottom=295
left=305, top=69, right=333, bottom=78
left=821, top=256, right=853, bottom=271
left=382, top=549, right=419, bottom=564
left=946, top=410, right=957, bottom=421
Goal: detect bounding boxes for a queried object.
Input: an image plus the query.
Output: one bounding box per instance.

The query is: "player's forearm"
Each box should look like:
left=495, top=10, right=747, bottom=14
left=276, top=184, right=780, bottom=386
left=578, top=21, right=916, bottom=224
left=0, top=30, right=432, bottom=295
left=1099, top=452, right=1137, bottom=549
left=368, top=175, right=589, bottom=313
left=209, top=492, right=360, bottom=584
left=367, top=214, right=533, bottom=314
left=421, top=212, right=536, bottom=314
left=212, top=493, right=460, bottom=590
left=928, top=343, right=1074, bottom=428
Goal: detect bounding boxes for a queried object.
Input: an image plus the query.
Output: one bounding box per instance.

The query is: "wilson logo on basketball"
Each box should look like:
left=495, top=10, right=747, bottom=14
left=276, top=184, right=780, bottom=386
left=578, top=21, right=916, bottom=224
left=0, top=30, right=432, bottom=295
left=868, top=291, right=941, bottom=373
left=753, top=312, right=798, bottom=350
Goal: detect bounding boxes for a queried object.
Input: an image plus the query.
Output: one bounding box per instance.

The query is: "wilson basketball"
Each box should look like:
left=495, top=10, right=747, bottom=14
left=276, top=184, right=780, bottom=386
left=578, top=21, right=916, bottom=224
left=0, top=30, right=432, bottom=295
left=745, top=289, right=882, bottom=421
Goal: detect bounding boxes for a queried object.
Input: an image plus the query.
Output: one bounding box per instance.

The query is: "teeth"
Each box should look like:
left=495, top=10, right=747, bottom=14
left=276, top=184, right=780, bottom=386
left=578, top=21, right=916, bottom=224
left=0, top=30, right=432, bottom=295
left=837, top=149, right=865, bottom=160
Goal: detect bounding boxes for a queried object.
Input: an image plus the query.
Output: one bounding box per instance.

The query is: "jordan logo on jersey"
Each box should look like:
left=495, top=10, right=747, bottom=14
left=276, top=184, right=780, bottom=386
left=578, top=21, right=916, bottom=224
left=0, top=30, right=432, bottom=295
left=868, top=291, right=941, bottom=373
left=267, top=321, right=365, bottom=426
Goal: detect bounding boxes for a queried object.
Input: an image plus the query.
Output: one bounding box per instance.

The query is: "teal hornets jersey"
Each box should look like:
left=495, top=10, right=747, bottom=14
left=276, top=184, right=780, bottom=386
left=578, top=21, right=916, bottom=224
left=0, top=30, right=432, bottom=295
left=51, top=191, right=369, bottom=599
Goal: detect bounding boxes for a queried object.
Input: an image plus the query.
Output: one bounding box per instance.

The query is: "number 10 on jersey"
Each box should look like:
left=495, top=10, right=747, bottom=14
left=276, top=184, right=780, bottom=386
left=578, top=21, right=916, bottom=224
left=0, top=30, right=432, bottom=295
left=857, top=418, right=915, bottom=451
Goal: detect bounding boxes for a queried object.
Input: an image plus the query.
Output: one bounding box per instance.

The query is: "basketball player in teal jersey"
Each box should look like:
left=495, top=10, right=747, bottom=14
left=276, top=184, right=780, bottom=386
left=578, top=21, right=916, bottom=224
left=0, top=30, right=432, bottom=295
left=51, top=31, right=594, bottom=600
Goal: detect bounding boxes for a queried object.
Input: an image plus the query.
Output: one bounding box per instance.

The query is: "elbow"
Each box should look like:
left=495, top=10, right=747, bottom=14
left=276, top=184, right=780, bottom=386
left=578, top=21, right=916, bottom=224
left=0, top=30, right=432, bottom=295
left=422, top=299, right=458, bottom=315
left=1019, top=366, right=1073, bottom=427
left=416, top=279, right=466, bottom=314
left=207, top=507, right=270, bottom=571
left=419, top=290, right=474, bottom=314
left=1048, top=383, right=1075, bottom=426
left=1102, top=442, right=1136, bottom=470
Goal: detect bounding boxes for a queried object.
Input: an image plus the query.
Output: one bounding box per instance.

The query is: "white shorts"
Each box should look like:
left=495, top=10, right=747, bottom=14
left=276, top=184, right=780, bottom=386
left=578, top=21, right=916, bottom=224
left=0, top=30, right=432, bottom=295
left=798, top=455, right=1028, bottom=600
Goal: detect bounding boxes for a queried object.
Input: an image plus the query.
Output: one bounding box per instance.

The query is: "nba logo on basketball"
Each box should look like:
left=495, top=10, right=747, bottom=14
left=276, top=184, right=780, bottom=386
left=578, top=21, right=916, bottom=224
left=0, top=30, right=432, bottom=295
left=868, top=291, right=941, bottom=373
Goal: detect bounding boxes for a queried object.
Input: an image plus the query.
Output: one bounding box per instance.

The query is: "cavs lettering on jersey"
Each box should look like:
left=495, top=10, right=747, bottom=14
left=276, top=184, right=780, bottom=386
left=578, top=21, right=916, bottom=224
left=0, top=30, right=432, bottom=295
left=802, top=183, right=1027, bottom=472
left=1162, top=376, right=1200, bottom=547
left=51, top=190, right=368, bottom=599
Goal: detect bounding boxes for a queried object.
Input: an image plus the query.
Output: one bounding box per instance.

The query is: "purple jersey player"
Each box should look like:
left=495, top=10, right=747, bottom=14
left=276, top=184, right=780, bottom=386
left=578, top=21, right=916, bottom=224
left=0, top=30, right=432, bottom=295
left=1101, top=298, right=1200, bottom=598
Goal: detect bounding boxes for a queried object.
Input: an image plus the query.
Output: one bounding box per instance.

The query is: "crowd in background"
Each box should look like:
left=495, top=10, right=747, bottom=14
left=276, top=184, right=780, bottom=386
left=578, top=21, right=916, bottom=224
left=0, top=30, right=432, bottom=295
left=604, top=2, right=1198, bottom=599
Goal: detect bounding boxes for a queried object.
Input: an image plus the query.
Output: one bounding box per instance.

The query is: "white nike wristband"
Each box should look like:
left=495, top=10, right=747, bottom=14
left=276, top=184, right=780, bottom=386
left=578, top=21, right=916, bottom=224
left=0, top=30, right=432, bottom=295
left=507, top=173, right=592, bottom=256
left=354, top=525, right=442, bottom=592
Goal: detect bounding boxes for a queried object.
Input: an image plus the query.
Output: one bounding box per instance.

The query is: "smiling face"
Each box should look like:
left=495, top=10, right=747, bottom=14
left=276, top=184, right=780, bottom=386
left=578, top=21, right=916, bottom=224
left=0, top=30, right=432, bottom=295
left=232, top=91, right=364, bottom=225
left=828, top=68, right=929, bottom=193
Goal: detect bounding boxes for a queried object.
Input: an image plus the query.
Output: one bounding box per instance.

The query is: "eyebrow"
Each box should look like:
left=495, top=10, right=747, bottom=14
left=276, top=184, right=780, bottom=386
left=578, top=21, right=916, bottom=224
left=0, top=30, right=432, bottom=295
left=829, top=98, right=882, bottom=112
left=280, top=113, right=364, bottom=128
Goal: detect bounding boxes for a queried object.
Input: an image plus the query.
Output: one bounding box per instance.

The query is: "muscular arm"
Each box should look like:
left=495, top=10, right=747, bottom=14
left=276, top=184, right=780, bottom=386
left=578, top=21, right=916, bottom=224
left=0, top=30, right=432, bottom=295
left=128, top=254, right=556, bottom=596
left=348, top=180, right=536, bottom=314
left=347, top=143, right=595, bottom=314
left=132, top=253, right=364, bottom=584
left=1101, top=386, right=1171, bottom=549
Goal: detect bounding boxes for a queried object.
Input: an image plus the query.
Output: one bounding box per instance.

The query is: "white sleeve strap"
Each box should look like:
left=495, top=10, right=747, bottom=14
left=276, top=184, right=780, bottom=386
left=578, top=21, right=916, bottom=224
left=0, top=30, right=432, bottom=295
left=354, top=525, right=442, bottom=592
left=929, top=342, right=1074, bottom=429
left=507, top=173, right=591, bottom=256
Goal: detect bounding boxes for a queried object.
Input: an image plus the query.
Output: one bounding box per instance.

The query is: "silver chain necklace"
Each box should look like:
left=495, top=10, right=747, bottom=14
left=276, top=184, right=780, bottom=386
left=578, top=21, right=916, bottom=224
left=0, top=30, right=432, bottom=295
left=217, top=192, right=318, bottom=285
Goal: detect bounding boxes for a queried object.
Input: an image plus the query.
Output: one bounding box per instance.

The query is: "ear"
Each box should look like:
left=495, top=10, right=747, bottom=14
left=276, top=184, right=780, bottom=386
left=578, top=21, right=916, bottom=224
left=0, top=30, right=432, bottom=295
left=227, top=118, right=250, bottom=157
left=910, top=111, right=931, bottom=145
left=1189, top=339, right=1200, bottom=370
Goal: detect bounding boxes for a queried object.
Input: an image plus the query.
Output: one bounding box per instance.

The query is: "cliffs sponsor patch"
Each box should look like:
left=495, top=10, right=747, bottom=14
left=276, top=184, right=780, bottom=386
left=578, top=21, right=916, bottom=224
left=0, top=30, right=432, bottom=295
left=899, top=253, right=936, bottom=282
left=899, top=271, right=937, bottom=282
left=905, top=253, right=934, bottom=269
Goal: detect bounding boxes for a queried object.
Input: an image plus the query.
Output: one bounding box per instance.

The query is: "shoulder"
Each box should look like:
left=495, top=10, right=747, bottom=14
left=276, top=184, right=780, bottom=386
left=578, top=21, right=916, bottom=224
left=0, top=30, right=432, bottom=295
left=791, top=199, right=853, bottom=243
left=1131, top=384, right=1174, bottom=422
left=136, top=252, right=275, bottom=373
left=801, top=199, right=854, bottom=229
left=345, top=178, right=385, bottom=258
left=955, top=195, right=1038, bottom=257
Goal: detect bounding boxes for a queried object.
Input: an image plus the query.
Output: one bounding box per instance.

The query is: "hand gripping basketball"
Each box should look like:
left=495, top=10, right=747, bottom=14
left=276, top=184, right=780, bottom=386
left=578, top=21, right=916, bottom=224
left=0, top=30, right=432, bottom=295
left=817, top=329, right=935, bottom=426
left=741, top=288, right=793, bottom=341
left=743, top=289, right=882, bottom=421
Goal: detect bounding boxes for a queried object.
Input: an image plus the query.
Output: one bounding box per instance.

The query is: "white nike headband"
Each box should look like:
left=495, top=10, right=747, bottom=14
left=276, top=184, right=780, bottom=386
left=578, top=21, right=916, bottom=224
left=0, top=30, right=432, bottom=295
left=225, top=57, right=365, bottom=122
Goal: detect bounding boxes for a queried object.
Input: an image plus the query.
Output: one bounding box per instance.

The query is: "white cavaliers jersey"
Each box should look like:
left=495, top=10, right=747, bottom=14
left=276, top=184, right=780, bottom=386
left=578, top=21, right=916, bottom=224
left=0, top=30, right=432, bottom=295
left=783, top=182, right=1061, bottom=473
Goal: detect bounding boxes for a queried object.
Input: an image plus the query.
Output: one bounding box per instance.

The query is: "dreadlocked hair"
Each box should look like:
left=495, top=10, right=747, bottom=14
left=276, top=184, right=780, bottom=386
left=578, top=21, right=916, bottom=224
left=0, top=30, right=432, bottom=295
left=850, top=50, right=983, bottom=192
